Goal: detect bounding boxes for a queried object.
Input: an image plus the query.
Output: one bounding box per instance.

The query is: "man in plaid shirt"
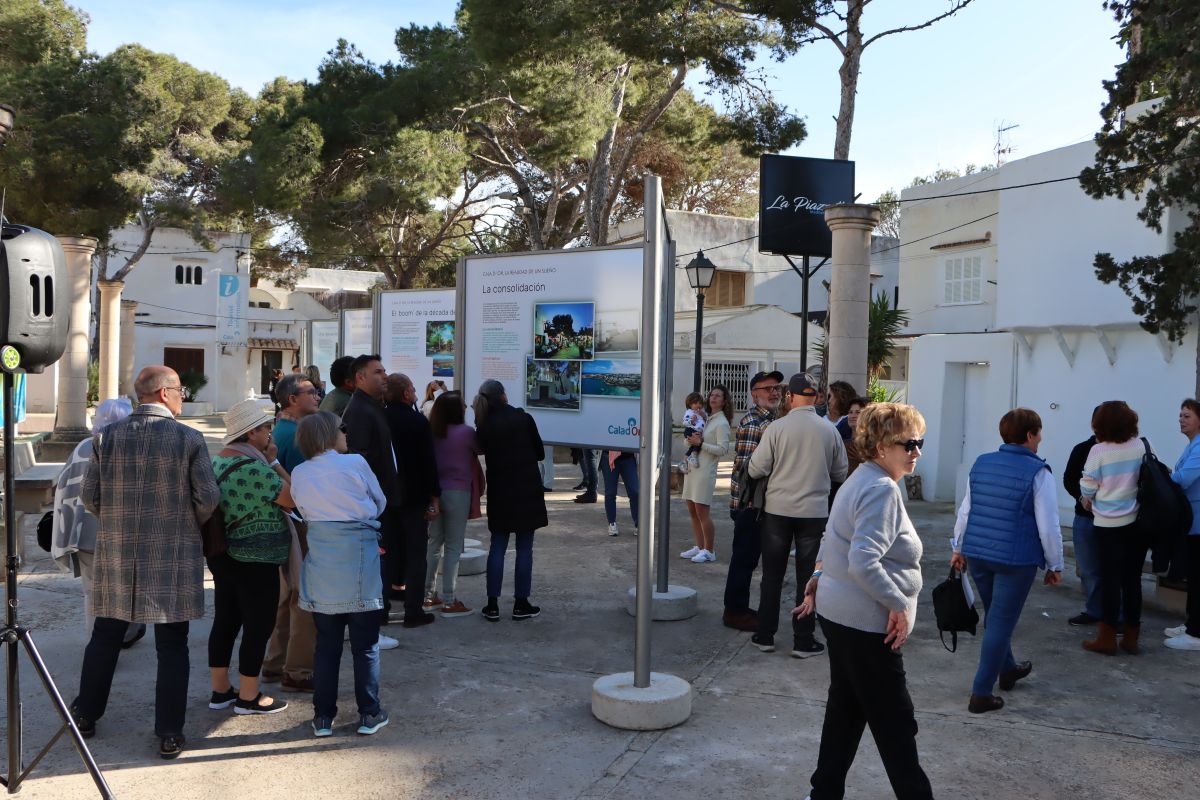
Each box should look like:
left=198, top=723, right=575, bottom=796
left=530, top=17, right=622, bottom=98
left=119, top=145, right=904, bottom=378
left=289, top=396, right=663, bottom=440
left=722, top=370, right=784, bottom=631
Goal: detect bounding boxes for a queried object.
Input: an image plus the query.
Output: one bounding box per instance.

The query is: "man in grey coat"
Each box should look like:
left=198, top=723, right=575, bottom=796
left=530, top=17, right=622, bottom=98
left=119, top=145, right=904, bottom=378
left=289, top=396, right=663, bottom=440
left=70, top=365, right=220, bottom=760
left=748, top=372, right=848, bottom=658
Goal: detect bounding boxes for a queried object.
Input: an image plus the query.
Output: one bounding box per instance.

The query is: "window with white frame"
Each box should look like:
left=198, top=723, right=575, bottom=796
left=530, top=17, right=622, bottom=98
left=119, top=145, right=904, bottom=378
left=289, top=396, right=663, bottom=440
left=942, top=255, right=982, bottom=305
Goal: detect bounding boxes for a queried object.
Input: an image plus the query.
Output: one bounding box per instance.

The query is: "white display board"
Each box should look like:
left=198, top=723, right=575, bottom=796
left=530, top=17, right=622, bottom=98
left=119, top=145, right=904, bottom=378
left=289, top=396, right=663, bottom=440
left=340, top=308, right=374, bottom=357
left=375, top=288, right=457, bottom=392
left=459, top=246, right=643, bottom=450
left=308, top=319, right=339, bottom=375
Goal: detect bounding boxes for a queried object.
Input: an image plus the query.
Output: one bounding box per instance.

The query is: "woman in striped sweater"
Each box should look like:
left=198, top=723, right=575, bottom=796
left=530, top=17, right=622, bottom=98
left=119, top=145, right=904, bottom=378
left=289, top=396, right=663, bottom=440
left=1078, top=400, right=1149, bottom=655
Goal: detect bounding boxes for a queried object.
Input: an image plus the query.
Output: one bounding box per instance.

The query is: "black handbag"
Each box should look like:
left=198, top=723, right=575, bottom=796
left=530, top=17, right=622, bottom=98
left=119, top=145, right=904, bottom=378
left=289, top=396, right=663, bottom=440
left=931, top=567, right=979, bottom=653
left=1136, top=437, right=1193, bottom=573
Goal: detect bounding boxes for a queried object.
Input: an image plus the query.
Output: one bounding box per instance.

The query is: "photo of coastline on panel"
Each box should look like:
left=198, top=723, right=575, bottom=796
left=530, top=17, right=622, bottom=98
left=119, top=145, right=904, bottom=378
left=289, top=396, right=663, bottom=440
left=533, top=301, right=594, bottom=360
left=581, top=358, right=641, bottom=398
left=595, top=309, right=639, bottom=353
left=525, top=356, right=582, bottom=411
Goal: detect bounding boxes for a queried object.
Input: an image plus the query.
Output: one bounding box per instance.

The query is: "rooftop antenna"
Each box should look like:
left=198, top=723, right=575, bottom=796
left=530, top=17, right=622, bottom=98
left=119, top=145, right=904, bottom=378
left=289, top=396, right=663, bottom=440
left=995, top=121, right=1019, bottom=167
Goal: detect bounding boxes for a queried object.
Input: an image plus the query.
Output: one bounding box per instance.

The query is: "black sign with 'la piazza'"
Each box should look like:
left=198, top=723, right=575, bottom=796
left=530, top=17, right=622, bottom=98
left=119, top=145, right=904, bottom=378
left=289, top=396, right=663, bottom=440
left=758, top=155, right=855, bottom=258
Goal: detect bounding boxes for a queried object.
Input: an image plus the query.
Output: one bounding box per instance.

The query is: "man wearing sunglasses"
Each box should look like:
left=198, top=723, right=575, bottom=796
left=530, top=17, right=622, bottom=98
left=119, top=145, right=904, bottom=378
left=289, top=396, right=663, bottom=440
left=723, top=370, right=785, bottom=631
left=747, top=372, right=848, bottom=658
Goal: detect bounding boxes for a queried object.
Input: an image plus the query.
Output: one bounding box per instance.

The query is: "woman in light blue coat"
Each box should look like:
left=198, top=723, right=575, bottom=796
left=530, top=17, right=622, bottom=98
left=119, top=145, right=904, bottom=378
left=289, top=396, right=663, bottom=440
left=1166, top=398, right=1200, bottom=651
left=291, top=411, right=390, bottom=737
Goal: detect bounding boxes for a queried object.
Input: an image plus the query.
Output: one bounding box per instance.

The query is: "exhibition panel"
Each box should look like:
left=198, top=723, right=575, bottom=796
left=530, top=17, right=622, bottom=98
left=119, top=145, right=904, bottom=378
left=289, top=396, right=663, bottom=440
left=340, top=308, right=374, bottom=357
left=375, top=288, right=457, bottom=391
left=458, top=246, right=644, bottom=450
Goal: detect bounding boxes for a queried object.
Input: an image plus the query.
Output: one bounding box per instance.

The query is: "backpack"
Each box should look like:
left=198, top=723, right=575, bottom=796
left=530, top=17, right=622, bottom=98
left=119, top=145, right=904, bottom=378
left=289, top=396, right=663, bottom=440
left=1136, top=438, right=1193, bottom=572
left=200, top=457, right=256, bottom=559
left=931, top=567, right=979, bottom=653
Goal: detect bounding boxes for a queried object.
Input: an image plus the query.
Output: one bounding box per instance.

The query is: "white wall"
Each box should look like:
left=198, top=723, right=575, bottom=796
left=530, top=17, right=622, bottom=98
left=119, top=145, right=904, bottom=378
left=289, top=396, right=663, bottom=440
left=906, top=333, right=1016, bottom=502
left=899, top=172, right=1001, bottom=336
left=995, top=142, right=1172, bottom=329
left=1014, top=327, right=1195, bottom=516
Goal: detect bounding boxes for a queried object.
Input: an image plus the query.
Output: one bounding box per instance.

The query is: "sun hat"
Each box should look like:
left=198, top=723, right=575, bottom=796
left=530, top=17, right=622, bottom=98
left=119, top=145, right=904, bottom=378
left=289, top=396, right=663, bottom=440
left=222, top=398, right=274, bottom=445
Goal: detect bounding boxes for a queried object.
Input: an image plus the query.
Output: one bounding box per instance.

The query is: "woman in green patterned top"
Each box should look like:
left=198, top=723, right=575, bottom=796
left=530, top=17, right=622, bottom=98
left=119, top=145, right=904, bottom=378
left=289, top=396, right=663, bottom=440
left=207, top=399, right=295, bottom=716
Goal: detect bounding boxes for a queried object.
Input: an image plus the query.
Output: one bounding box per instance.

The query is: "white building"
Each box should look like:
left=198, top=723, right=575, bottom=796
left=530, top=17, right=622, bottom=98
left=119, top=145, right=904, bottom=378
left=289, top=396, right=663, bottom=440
left=900, top=134, right=1194, bottom=515
left=25, top=226, right=385, bottom=415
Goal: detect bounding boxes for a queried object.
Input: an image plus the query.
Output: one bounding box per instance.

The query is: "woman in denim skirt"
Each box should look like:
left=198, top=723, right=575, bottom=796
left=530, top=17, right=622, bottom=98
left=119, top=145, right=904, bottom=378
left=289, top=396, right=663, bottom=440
left=291, top=411, right=390, bottom=737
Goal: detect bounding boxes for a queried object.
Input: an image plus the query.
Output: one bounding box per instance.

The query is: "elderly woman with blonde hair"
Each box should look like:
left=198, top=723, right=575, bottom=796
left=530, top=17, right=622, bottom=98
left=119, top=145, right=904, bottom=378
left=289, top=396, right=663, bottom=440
left=796, top=402, right=933, bottom=800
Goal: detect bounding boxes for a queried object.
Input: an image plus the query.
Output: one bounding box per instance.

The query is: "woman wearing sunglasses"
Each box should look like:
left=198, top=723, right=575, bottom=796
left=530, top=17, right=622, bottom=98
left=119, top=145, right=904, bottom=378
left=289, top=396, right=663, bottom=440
left=950, top=408, right=1063, bottom=714
left=795, top=403, right=933, bottom=799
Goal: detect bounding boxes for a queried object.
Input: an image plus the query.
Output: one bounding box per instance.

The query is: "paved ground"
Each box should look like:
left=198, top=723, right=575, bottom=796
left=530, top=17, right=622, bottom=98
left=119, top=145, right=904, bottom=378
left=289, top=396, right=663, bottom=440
left=1, top=462, right=1197, bottom=799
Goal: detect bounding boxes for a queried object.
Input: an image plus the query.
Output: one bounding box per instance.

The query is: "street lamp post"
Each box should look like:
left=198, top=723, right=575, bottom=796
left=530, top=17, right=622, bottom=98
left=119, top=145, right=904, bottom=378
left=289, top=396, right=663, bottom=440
left=685, top=250, right=716, bottom=393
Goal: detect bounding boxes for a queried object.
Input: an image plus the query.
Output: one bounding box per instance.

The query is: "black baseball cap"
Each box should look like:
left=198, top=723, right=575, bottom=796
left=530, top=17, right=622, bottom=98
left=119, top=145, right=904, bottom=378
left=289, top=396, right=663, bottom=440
left=788, top=372, right=820, bottom=396
left=749, top=370, right=784, bottom=390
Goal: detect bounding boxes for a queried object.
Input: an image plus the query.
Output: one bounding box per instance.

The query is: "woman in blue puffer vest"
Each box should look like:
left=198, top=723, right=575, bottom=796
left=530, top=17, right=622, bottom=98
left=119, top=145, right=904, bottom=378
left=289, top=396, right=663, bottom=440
left=951, top=408, right=1064, bottom=714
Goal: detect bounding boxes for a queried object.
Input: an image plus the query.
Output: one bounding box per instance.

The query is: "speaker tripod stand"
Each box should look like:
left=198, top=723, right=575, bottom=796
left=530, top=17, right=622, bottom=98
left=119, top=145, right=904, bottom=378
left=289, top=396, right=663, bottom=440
left=0, top=355, right=113, bottom=797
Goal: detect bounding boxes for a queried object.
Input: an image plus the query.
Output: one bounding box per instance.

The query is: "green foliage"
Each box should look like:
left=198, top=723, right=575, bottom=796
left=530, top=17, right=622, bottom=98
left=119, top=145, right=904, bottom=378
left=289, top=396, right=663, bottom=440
left=866, top=377, right=903, bottom=404
left=868, top=291, right=908, bottom=379
left=178, top=368, right=208, bottom=403
left=87, top=359, right=98, bottom=406
left=1079, top=0, right=1200, bottom=343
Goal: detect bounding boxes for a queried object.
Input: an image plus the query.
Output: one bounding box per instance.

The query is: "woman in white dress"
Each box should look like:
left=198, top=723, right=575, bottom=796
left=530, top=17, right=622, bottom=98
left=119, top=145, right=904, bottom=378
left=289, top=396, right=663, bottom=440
left=680, top=385, right=733, bottom=563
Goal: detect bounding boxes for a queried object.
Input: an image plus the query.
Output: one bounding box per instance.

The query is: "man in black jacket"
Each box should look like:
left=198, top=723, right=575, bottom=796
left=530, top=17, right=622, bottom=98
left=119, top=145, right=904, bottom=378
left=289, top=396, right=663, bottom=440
left=384, top=373, right=441, bottom=628
left=1064, top=432, right=1103, bottom=626
left=341, top=355, right=407, bottom=639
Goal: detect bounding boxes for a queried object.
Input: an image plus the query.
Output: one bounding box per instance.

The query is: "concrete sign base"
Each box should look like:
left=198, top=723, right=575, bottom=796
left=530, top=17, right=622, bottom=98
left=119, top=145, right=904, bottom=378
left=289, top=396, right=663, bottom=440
left=591, top=671, right=692, bottom=731
left=623, top=585, right=698, bottom=621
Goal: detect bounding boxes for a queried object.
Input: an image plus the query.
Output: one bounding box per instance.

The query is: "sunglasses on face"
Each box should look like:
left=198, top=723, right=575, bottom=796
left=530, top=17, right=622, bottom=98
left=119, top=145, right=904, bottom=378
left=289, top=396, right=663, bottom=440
left=338, top=423, right=348, bottom=434
left=896, top=438, right=925, bottom=453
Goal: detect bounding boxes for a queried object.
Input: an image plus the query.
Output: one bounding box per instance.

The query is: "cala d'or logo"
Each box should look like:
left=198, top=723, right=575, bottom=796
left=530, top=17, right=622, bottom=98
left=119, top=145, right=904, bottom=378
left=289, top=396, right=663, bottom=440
left=608, top=417, right=640, bottom=437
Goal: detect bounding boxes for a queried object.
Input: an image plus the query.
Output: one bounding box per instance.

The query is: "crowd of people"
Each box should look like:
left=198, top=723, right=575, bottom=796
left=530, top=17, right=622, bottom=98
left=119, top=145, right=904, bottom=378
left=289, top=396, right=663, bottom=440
left=49, top=358, right=1197, bottom=796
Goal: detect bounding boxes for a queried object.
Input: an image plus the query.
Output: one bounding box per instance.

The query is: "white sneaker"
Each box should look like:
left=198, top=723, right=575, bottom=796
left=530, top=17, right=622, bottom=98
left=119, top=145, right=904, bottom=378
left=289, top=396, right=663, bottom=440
left=691, top=549, right=715, bottom=563
left=378, top=634, right=400, bottom=651
left=1164, top=633, right=1200, bottom=650
left=608, top=523, right=619, bottom=536
left=1165, top=624, right=1187, bottom=637
left=677, top=460, right=689, bottom=474
left=680, top=546, right=701, bottom=559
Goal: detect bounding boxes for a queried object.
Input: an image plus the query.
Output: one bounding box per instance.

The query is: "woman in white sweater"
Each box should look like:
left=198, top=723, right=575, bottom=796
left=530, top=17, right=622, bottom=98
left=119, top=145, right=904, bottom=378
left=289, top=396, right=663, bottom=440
left=795, top=402, right=933, bottom=800
left=679, top=386, right=733, bottom=563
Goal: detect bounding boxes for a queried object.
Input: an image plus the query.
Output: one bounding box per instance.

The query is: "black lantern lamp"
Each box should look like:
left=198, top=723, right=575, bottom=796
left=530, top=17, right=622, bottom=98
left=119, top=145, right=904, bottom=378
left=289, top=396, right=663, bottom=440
left=684, top=250, right=717, bottom=392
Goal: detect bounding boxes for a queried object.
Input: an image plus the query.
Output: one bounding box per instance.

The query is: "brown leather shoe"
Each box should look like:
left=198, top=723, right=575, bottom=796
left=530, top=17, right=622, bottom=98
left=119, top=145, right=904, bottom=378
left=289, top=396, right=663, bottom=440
left=998, top=660, right=1032, bottom=691
left=1083, top=622, right=1119, bottom=655
left=968, top=694, right=1004, bottom=714
left=281, top=675, right=315, bottom=693
left=722, top=610, right=758, bottom=632
left=1118, top=623, right=1141, bottom=655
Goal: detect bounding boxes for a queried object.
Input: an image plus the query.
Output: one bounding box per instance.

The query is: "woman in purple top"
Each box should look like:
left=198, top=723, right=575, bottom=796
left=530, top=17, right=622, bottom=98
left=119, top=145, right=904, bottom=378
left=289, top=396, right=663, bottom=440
left=425, top=391, right=481, bottom=617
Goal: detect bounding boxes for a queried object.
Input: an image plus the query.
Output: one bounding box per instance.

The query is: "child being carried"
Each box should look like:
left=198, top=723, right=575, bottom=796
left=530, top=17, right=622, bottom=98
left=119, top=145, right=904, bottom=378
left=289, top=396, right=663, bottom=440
left=680, top=392, right=707, bottom=472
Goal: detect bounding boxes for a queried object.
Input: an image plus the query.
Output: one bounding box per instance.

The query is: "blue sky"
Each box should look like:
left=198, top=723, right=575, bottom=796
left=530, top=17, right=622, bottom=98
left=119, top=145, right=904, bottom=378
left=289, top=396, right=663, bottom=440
left=77, top=0, right=1123, bottom=200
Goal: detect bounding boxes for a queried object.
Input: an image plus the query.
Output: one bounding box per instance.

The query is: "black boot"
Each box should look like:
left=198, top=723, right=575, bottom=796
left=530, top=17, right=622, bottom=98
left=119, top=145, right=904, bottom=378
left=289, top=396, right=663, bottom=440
left=482, top=597, right=500, bottom=622
left=512, top=597, right=541, bottom=620
left=574, top=491, right=597, bottom=504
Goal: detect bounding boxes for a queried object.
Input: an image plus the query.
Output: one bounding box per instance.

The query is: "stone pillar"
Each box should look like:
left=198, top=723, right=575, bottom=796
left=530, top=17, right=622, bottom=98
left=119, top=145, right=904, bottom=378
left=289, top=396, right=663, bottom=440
left=53, top=235, right=98, bottom=439
left=823, top=204, right=880, bottom=395
left=119, top=299, right=138, bottom=398
left=97, top=279, right=123, bottom=402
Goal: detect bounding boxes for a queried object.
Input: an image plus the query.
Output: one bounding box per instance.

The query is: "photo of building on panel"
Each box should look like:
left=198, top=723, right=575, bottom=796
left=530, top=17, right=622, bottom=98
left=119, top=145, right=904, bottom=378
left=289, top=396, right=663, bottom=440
left=595, top=309, right=639, bottom=354
left=526, top=356, right=582, bottom=411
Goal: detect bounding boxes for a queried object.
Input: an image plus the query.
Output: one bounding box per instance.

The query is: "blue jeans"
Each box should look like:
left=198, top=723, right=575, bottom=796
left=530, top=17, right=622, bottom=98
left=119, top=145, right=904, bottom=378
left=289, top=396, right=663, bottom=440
left=1072, top=514, right=1103, bottom=618
left=968, top=558, right=1037, bottom=696
left=487, top=531, right=534, bottom=599
left=577, top=449, right=597, bottom=491
left=600, top=452, right=639, bottom=526
left=312, top=611, right=381, bottom=720
left=723, top=507, right=763, bottom=614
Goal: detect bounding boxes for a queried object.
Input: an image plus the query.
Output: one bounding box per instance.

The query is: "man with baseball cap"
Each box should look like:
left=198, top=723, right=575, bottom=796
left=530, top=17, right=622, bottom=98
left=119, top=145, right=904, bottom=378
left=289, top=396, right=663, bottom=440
left=722, top=369, right=785, bottom=631
left=747, top=372, right=848, bottom=658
